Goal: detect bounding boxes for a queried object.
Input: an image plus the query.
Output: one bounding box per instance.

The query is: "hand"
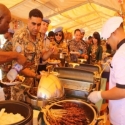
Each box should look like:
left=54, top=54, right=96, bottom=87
left=16, top=53, right=26, bottom=66
left=49, top=46, right=55, bottom=54
left=35, top=74, right=42, bottom=80
left=87, top=91, right=102, bottom=103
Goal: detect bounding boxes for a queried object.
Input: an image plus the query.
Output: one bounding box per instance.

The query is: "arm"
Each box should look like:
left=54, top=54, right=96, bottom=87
left=0, top=51, right=26, bottom=65
left=87, top=87, right=125, bottom=103
left=102, top=87, right=125, bottom=100
left=20, top=68, right=41, bottom=79
left=42, top=47, right=54, bottom=61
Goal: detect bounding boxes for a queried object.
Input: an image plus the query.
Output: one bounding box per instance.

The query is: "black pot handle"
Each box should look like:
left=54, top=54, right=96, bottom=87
left=20, top=100, right=41, bottom=110
left=95, top=118, right=104, bottom=125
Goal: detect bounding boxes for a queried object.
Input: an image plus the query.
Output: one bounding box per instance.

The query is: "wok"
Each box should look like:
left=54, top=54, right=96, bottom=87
left=43, top=99, right=99, bottom=125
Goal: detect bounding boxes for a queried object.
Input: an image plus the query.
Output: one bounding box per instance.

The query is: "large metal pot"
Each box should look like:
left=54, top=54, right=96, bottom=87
left=0, top=100, right=33, bottom=125
left=25, top=87, right=48, bottom=108
left=25, top=87, right=65, bottom=108
left=43, top=99, right=99, bottom=125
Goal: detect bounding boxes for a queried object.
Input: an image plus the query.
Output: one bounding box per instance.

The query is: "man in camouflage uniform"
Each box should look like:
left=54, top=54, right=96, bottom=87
left=37, top=18, right=51, bottom=73
left=12, top=9, right=54, bottom=100
left=68, top=29, right=88, bottom=62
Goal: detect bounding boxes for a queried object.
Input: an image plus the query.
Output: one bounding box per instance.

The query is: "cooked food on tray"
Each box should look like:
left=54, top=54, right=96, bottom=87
left=46, top=102, right=89, bottom=125
left=49, top=59, right=60, bottom=63
left=48, top=59, right=61, bottom=64
left=0, top=108, right=25, bottom=124
left=2, top=75, right=25, bottom=83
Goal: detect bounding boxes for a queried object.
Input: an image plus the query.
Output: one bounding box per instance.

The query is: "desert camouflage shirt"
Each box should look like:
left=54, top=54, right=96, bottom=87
left=2, top=40, right=13, bottom=51
left=1, top=40, right=13, bottom=78
left=12, top=26, right=43, bottom=71
left=68, top=39, right=87, bottom=54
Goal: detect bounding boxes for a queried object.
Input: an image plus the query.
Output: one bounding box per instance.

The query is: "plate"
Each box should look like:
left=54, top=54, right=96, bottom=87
left=78, top=59, right=87, bottom=63
left=1, top=75, right=25, bottom=86
left=48, top=60, right=60, bottom=65
left=0, top=81, right=22, bottom=86
left=70, top=51, right=79, bottom=54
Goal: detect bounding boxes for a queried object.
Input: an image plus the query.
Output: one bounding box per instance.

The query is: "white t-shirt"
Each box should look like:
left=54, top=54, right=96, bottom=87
left=109, top=41, right=125, bottom=125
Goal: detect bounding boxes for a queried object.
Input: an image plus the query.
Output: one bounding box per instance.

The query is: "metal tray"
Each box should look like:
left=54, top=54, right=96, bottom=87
left=75, top=64, right=101, bottom=73
left=54, top=67, right=95, bottom=82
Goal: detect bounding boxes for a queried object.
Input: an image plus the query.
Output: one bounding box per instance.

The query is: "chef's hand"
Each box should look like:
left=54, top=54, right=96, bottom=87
left=87, top=91, right=102, bottom=103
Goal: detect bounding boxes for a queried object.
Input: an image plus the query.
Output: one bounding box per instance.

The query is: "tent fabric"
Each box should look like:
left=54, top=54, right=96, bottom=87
left=0, top=0, right=122, bottom=36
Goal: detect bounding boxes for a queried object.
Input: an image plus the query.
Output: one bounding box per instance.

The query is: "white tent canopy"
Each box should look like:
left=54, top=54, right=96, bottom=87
left=0, top=0, right=122, bottom=36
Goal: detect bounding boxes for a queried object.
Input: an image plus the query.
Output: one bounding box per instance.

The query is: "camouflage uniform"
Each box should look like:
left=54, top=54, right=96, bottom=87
left=1, top=40, right=13, bottom=100
left=1, top=40, right=13, bottom=79
left=13, top=26, right=43, bottom=71
left=11, top=26, right=43, bottom=101
left=87, top=45, right=103, bottom=64
left=2, top=40, right=13, bottom=51
left=50, top=40, right=68, bottom=61
left=68, top=39, right=87, bottom=62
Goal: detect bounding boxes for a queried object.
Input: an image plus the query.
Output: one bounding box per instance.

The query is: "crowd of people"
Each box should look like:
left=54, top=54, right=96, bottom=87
left=0, top=5, right=113, bottom=94
left=0, top=3, right=113, bottom=94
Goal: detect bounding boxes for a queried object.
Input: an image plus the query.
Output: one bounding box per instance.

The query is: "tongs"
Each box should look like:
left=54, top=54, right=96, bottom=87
left=46, top=65, right=53, bottom=74
left=85, top=83, right=96, bottom=103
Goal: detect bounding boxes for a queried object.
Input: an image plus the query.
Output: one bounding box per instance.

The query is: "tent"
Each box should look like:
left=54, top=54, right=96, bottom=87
left=0, top=0, right=123, bottom=37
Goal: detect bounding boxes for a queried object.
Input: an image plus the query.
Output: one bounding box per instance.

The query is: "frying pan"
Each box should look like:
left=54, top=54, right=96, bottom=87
left=43, top=99, right=98, bottom=125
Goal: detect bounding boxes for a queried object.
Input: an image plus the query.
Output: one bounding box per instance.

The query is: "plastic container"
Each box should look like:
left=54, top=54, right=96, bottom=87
left=7, top=63, right=23, bottom=81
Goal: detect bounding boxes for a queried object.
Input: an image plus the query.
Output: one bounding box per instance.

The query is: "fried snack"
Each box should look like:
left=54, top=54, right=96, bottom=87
left=2, top=75, right=24, bottom=83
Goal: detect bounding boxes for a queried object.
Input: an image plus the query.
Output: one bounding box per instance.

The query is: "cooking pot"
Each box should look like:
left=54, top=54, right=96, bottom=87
left=25, top=87, right=65, bottom=108
left=43, top=99, right=100, bottom=125
left=0, top=100, right=33, bottom=125
left=25, top=87, right=48, bottom=108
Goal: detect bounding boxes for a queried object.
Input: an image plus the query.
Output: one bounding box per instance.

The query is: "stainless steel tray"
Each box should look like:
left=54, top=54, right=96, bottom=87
left=59, top=77, right=93, bottom=98
left=54, top=67, right=95, bottom=82
left=75, top=64, right=100, bottom=73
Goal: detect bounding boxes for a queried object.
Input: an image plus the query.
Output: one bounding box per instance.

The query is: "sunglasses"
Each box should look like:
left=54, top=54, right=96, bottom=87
left=55, top=33, right=62, bottom=37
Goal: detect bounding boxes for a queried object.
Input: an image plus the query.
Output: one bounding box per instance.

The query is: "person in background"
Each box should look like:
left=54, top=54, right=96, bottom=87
left=48, top=31, right=55, bottom=42
left=88, top=16, right=125, bottom=125
left=53, top=27, right=66, bottom=51
left=86, top=36, right=93, bottom=64
left=87, top=32, right=103, bottom=65
left=51, top=27, right=68, bottom=55
left=37, top=18, right=51, bottom=73
left=49, top=27, right=68, bottom=66
left=80, top=29, right=85, bottom=40
left=80, top=29, right=88, bottom=54
left=87, top=36, right=93, bottom=47
left=12, top=9, right=54, bottom=83
left=0, top=4, right=26, bottom=65
left=68, top=29, right=88, bottom=62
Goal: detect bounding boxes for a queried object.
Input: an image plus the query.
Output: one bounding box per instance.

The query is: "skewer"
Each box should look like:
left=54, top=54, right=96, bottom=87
left=0, top=108, right=5, bottom=118
left=47, top=108, right=67, bottom=119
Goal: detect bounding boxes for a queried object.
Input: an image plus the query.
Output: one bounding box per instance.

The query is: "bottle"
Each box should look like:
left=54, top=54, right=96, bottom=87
left=59, top=50, right=65, bottom=67
left=65, top=61, right=69, bottom=67
left=7, top=63, right=23, bottom=82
